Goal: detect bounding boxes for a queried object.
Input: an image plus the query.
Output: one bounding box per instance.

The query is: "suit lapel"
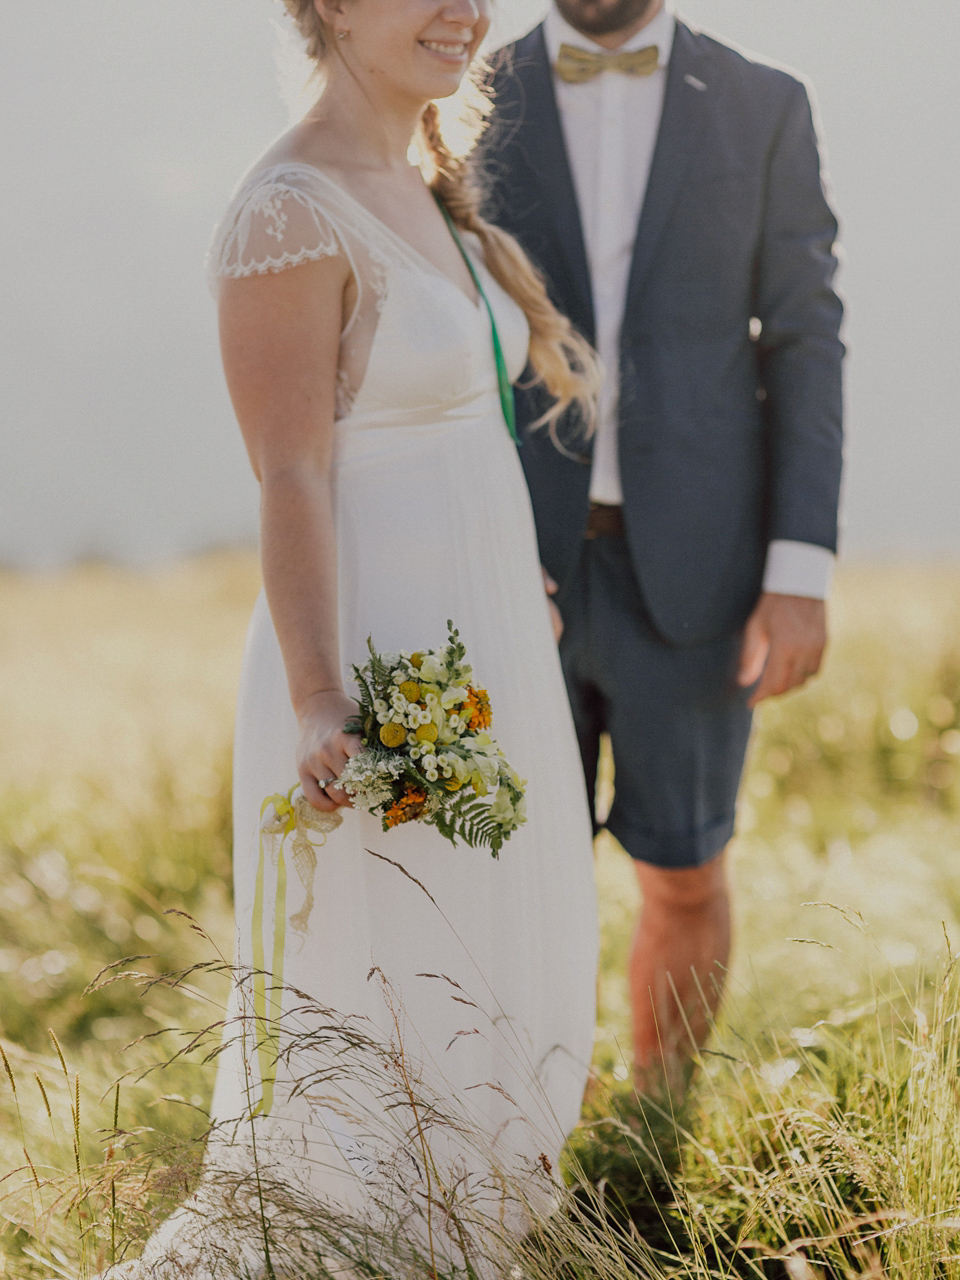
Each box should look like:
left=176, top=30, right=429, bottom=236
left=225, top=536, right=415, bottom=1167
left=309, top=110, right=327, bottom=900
left=511, top=27, right=595, bottom=336
left=624, top=21, right=712, bottom=318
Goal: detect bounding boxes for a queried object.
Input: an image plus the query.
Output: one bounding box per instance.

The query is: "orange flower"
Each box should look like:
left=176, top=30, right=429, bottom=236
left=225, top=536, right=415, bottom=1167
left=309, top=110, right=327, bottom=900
left=463, top=686, right=492, bottom=732
left=384, top=784, right=429, bottom=828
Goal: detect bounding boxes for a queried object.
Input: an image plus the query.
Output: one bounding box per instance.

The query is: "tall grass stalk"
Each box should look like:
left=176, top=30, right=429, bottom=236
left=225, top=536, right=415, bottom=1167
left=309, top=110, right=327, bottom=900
left=6, top=929, right=960, bottom=1279
left=4, top=561, right=960, bottom=1277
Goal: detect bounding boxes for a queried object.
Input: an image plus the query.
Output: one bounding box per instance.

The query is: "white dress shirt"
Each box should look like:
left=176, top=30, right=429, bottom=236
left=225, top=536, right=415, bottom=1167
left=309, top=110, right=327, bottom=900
left=544, top=3, right=834, bottom=599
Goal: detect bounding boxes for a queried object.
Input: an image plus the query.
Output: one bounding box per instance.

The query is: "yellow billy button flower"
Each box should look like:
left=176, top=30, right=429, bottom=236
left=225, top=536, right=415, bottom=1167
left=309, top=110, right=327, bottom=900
left=399, top=681, right=422, bottom=703
left=379, top=722, right=406, bottom=748
left=415, top=723, right=439, bottom=744
left=409, top=653, right=424, bottom=669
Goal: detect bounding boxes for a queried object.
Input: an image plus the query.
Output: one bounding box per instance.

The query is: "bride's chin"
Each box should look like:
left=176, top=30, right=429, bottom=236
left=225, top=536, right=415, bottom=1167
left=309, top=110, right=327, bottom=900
left=404, top=74, right=470, bottom=103
left=413, top=47, right=471, bottom=85
left=425, top=80, right=470, bottom=102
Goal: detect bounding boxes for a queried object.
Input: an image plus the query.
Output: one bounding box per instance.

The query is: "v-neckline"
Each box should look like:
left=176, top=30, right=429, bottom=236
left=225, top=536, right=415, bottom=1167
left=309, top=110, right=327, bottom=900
left=261, top=160, right=484, bottom=313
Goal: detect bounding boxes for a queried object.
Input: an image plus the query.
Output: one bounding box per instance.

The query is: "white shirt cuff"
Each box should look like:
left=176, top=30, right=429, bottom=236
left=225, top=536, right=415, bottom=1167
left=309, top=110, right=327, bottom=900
left=762, top=540, right=835, bottom=599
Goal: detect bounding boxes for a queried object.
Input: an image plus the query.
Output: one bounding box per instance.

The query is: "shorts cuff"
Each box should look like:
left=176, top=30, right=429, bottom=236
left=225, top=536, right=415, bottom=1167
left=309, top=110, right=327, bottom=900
left=606, top=810, right=735, bottom=870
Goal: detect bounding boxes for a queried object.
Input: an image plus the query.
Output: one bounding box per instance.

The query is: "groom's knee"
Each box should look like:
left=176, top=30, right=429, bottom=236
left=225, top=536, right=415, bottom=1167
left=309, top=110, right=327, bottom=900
left=633, top=852, right=730, bottom=917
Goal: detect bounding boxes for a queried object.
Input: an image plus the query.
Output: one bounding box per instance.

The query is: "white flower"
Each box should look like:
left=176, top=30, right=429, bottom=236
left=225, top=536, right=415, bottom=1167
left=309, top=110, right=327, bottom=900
left=468, top=753, right=500, bottom=790
left=439, top=751, right=469, bottom=782
left=392, top=671, right=405, bottom=686
left=339, top=749, right=406, bottom=810
left=489, top=785, right=526, bottom=831
left=425, top=769, right=439, bottom=782
left=373, top=699, right=388, bottom=714
left=440, top=686, right=466, bottom=710
left=490, top=786, right=515, bottom=823
left=419, top=654, right=447, bottom=683
left=422, top=754, right=438, bottom=772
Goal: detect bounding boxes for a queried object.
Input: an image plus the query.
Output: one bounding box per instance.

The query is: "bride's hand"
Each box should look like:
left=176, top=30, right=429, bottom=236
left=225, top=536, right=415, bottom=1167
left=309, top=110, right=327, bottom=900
left=295, top=690, right=363, bottom=811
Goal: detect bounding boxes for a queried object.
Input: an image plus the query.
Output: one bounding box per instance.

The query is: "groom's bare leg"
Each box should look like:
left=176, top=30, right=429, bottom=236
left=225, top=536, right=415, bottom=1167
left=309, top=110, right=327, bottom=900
left=629, top=851, right=731, bottom=1096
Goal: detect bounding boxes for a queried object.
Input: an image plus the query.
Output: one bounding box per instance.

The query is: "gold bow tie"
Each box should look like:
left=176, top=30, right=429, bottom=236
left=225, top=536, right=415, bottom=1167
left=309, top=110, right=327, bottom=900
left=555, top=42, right=660, bottom=84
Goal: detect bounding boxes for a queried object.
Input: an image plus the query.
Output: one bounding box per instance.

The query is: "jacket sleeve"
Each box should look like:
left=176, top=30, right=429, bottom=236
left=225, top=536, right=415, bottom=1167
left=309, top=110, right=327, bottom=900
left=755, top=76, right=844, bottom=552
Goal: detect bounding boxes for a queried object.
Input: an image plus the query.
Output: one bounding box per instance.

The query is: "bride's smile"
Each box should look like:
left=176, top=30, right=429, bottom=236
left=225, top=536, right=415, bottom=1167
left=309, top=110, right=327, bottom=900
left=321, top=0, right=491, bottom=105
left=418, top=37, right=472, bottom=66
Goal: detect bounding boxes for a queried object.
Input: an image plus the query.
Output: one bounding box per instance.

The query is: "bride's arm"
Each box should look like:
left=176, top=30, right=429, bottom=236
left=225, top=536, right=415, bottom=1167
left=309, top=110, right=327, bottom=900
left=218, top=257, right=359, bottom=812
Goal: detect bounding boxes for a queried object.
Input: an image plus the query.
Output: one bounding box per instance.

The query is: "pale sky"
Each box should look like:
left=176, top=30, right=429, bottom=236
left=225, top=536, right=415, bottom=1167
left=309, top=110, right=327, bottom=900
left=1, top=1, right=958, bottom=566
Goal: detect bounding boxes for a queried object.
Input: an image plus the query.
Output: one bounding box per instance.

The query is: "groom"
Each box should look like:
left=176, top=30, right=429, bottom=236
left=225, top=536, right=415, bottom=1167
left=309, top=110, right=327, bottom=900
left=482, top=0, right=844, bottom=1089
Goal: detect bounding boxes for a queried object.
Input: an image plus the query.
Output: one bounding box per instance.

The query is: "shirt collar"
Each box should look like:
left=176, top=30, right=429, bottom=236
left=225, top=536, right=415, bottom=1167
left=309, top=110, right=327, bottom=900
left=544, top=2, right=676, bottom=67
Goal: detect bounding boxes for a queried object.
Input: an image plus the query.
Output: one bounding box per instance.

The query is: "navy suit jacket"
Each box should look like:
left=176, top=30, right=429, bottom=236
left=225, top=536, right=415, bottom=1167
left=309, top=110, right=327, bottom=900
left=480, top=20, right=844, bottom=646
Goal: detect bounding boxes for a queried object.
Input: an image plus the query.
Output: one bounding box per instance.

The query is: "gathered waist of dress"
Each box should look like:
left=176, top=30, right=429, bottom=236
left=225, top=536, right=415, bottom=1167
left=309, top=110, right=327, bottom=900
left=333, top=389, right=511, bottom=464
left=336, top=386, right=504, bottom=434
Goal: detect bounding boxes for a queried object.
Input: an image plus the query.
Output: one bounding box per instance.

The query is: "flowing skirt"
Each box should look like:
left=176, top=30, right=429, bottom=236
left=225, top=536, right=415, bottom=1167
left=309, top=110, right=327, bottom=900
left=113, top=405, right=598, bottom=1276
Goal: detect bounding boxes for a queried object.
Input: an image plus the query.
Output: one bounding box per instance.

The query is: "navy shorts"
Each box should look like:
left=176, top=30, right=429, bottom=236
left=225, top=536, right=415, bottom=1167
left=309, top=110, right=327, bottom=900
left=557, top=535, right=753, bottom=870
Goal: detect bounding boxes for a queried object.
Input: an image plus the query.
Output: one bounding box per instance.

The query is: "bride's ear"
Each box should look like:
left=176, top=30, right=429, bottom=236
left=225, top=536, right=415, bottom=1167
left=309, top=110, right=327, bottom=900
left=313, top=0, right=350, bottom=26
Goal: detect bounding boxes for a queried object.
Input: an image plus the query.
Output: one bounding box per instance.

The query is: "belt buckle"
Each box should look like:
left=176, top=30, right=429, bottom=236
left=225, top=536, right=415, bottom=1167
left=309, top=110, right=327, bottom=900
left=587, top=503, right=623, bottom=539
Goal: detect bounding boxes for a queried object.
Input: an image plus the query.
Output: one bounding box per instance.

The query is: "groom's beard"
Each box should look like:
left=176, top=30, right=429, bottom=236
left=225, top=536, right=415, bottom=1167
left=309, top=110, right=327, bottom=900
left=554, top=0, right=660, bottom=39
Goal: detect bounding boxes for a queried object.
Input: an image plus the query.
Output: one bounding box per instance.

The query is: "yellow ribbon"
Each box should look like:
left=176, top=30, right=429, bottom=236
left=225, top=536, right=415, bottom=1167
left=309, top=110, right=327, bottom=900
left=252, top=787, right=343, bottom=1117
left=555, top=42, right=660, bottom=85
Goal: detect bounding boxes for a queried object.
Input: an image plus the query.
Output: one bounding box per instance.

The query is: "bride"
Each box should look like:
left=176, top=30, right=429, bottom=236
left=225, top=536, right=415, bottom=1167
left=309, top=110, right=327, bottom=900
left=113, top=0, right=600, bottom=1273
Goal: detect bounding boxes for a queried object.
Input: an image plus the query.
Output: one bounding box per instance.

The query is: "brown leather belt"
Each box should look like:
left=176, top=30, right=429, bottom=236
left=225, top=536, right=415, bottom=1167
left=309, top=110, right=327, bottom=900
left=585, top=502, right=625, bottom=539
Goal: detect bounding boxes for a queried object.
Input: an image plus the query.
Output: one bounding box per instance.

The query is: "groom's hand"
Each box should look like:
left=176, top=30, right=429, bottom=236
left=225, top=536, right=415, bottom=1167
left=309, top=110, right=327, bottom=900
left=737, top=593, right=827, bottom=708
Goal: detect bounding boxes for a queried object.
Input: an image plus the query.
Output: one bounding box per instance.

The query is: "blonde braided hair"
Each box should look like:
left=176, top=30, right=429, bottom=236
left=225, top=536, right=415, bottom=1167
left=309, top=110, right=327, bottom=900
left=419, top=102, right=599, bottom=430
left=279, top=0, right=599, bottom=430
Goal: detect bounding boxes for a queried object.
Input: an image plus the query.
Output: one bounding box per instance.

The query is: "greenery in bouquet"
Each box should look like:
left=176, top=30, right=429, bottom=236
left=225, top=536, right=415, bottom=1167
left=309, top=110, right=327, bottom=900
left=340, top=623, right=526, bottom=856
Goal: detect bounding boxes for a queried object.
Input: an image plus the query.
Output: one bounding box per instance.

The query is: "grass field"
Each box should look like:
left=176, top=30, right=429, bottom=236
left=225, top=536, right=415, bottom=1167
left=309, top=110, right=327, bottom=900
left=3, top=556, right=960, bottom=1277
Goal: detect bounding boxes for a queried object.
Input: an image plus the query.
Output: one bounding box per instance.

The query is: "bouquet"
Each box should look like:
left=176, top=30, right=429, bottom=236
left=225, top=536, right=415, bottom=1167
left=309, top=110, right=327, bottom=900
left=339, top=623, right=526, bottom=856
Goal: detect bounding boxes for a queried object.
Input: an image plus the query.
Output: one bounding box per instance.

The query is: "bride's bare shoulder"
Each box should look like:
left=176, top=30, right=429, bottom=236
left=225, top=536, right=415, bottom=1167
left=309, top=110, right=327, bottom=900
left=252, top=120, right=353, bottom=186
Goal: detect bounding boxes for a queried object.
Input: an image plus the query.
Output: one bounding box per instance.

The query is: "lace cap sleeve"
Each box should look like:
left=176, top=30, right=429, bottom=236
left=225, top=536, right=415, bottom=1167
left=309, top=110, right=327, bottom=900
left=207, top=172, right=344, bottom=291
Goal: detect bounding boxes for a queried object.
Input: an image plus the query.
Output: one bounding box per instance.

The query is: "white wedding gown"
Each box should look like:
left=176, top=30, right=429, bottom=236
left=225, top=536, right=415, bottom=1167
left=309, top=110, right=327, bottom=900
left=114, top=163, right=597, bottom=1277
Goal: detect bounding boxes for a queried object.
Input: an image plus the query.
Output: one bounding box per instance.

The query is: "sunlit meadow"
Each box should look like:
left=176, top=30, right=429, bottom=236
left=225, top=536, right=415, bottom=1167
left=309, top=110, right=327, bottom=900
left=3, top=557, right=960, bottom=1277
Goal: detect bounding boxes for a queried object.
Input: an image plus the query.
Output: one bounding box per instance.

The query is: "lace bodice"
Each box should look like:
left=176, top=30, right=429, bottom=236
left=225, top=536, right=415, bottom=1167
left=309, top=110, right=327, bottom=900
left=208, top=162, right=529, bottom=423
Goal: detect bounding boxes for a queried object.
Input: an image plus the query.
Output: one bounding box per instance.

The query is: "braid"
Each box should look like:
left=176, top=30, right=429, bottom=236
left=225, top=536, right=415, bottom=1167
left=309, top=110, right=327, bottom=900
left=421, top=103, right=599, bottom=432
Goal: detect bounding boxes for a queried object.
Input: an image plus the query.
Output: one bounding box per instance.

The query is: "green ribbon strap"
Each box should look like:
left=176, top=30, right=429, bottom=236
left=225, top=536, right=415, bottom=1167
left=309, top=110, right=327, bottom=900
left=251, top=788, right=343, bottom=1117
left=435, top=198, right=519, bottom=446
left=251, top=788, right=295, bottom=1117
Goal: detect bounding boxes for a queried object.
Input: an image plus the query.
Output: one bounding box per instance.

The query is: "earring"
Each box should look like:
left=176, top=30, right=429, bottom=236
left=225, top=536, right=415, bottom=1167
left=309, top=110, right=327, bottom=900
left=336, top=29, right=348, bottom=40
